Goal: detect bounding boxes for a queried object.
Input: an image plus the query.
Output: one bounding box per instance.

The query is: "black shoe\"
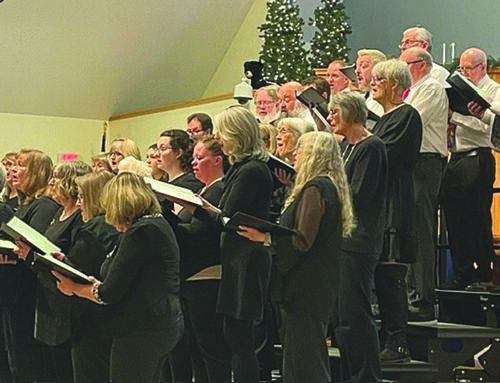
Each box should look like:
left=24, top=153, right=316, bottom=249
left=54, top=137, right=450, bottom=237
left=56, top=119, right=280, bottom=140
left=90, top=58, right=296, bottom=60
left=488, top=284, right=500, bottom=294
left=380, top=346, right=411, bottom=363
left=408, top=308, right=435, bottom=322
left=465, top=281, right=490, bottom=292
left=440, top=278, right=467, bottom=290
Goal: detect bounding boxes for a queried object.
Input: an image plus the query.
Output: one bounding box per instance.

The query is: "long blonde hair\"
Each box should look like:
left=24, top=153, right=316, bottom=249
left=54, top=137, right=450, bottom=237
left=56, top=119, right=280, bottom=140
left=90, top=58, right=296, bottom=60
left=17, top=149, right=53, bottom=205
left=285, top=132, right=355, bottom=237
left=214, top=106, right=268, bottom=164
left=76, top=171, right=114, bottom=221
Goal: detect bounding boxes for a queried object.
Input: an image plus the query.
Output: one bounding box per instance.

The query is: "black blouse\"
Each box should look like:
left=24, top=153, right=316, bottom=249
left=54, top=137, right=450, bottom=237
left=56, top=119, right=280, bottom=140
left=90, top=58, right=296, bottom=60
left=161, top=172, right=204, bottom=216
left=4, top=196, right=19, bottom=212
left=372, top=104, right=422, bottom=263
left=44, top=208, right=83, bottom=254
left=194, top=158, right=273, bottom=321
left=273, top=176, right=343, bottom=321
left=170, top=172, right=204, bottom=192
left=65, top=215, right=120, bottom=277
left=17, top=196, right=60, bottom=234
left=0, top=196, right=59, bottom=306
left=35, top=208, right=84, bottom=346
left=64, top=215, right=120, bottom=339
left=340, top=135, right=388, bottom=255
left=176, top=179, right=224, bottom=281
left=99, top=215, right=182, bottom=337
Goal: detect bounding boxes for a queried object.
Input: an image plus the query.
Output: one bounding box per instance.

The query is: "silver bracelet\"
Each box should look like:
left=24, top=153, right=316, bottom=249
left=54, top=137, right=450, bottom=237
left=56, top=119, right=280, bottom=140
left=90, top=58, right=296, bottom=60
left=92, top=282, right=107, bottom=305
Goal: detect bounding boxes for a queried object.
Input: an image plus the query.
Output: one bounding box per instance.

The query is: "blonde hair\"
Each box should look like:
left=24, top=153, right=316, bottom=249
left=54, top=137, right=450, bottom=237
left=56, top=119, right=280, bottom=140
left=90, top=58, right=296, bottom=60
left=259, top=123, right=279, bottom=156
left=277, top=117, right=315, bottom=139
left=76, top=171, right=114, bottom=221
left=101, top=172, right=161, bottom=227
left=286, top=132, right=355, bottom=237
left=214, top=106, right=268, bottom=164
left=357, top=49, right=387, bottom=67
left=109, top=138, right=142, bottom=161
left=53, top=160, right=92, bottom=201
left=17, top=149, right=53, bottom=205
left=118, top=156, right=153, bottom=177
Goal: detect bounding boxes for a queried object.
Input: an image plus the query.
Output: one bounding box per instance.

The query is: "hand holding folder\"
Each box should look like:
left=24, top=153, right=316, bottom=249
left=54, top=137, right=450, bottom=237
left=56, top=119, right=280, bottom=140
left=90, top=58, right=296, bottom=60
left=144, top=177, right=203, bottom=207
left=223, top=212, right=294, bottom=236
left=1, top=216, right=61, bottom=256
left=267, top=154, right=296, bottom=182
left=38, top=252, right=93, bottom=285
left=0, top=239, right=18, bottom=263
left=446, top=71, right=491, bottom=115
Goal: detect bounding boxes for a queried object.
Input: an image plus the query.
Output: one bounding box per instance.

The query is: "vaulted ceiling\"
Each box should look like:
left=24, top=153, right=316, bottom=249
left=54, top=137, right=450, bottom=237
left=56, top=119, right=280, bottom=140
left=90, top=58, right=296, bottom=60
left=0, top=0, right=254, bottom=119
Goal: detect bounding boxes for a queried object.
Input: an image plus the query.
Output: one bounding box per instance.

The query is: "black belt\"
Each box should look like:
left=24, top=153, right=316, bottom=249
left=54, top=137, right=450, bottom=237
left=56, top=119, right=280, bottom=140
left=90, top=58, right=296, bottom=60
left=450, top=147, right=491, bottom=160
left=420, top=152, right=446, bottom=159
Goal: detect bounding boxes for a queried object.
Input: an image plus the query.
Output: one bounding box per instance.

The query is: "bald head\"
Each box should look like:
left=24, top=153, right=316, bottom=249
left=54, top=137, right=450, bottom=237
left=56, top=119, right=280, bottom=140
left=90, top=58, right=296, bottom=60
left=461, top=48, right=487, bottom=65
left=400, top=47, right=433, bottom=84
left=459, top=48, right=487, bottom=85
left=278, top=82, right=305, bottom=115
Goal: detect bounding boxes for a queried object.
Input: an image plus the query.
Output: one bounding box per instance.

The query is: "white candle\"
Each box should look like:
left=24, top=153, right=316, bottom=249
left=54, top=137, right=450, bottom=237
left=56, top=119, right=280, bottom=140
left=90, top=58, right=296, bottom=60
left=451, top=42, right=456, bottom=62
left=442, top=42, right=447, bottom=65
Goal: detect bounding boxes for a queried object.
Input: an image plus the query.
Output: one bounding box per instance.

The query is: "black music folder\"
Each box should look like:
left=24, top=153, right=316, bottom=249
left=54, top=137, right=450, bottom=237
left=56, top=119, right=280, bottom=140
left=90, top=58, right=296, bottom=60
left=1, top=216, right=61, bottom=255
left=340, top=64, right=358, bottom=85
left=223, top=212, right=295, bottom=236
left=35, top=253, right=92, bottom=284
left=446, top=71, right=491, bottom=115
left=296, top=87, right=331, bottom=130
left=144, top=177, right=203, bottom=206
left=0, top=239, right=18, bottom=261
left=296, top=87, right=330, bottom=119
left=267, top=154, right=296, bottom=180
left=1, top=217, right=91, bottom=283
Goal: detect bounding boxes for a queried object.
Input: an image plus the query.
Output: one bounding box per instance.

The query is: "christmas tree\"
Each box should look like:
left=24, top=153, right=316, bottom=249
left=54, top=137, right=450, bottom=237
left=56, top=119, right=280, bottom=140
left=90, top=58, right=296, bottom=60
left=258, top=0, right=312, bottom=83
left=309, top=0, right=352, bottom=68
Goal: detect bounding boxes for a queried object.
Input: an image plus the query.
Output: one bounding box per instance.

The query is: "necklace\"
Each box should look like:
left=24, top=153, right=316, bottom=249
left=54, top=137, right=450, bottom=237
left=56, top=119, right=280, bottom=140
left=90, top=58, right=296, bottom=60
left=341, top=128, right=372, bottom=165
left=342, top=143, right=357, bottom=165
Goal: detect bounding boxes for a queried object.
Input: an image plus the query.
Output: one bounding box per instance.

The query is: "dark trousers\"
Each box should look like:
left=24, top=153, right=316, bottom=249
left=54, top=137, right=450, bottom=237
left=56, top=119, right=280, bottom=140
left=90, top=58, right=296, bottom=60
left=110, top=323, right=183, bottom=383
left=442, top=149, right=495, bottom=284
left=335, top=250, right=382, bottom=383
left=3, top=297, right=44, bottom=382
left=281, top=307, right=330, bottom=383
left=375, top=263, right=409, bottom=350
left=184, top=280, right=231, bottom=382
left=407, top=155, right=446, bottom=307
left=40, top=340, right=73, bottom=382
left=223, top=315, right=259, bottom=383
left=72, top=333, right=111, bottom=382
left=165, top=280, right=231, bottom=383
left=0, top=308, right=11, bottom=383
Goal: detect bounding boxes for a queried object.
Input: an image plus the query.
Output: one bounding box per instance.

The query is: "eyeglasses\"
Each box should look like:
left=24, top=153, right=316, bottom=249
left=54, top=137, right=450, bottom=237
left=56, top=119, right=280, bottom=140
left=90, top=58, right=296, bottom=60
left=328, top=108, right=339, bottom=115
left=107, top=151, right=124, bottom=158
left=1, top=160, right=14, bottom=168
left=278, top=127, right=293, bottom=135
left=188, top=128, right=203, bottom=134
left=256, top=100, right=274, bottom=106
left=405, top=59, right=424, bottom=65
left=157, top=145, right=174, bottom=152
left=458, top=63, right=482, bottom=73
left=399, top=39, right=424, bottom=49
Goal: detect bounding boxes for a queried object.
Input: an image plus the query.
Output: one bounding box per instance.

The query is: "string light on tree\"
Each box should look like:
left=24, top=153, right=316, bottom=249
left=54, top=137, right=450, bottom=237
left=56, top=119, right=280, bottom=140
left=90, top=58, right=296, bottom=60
left=258, top=0, right=311, bottom=83
left=308, top=0, right=352, bottom=69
